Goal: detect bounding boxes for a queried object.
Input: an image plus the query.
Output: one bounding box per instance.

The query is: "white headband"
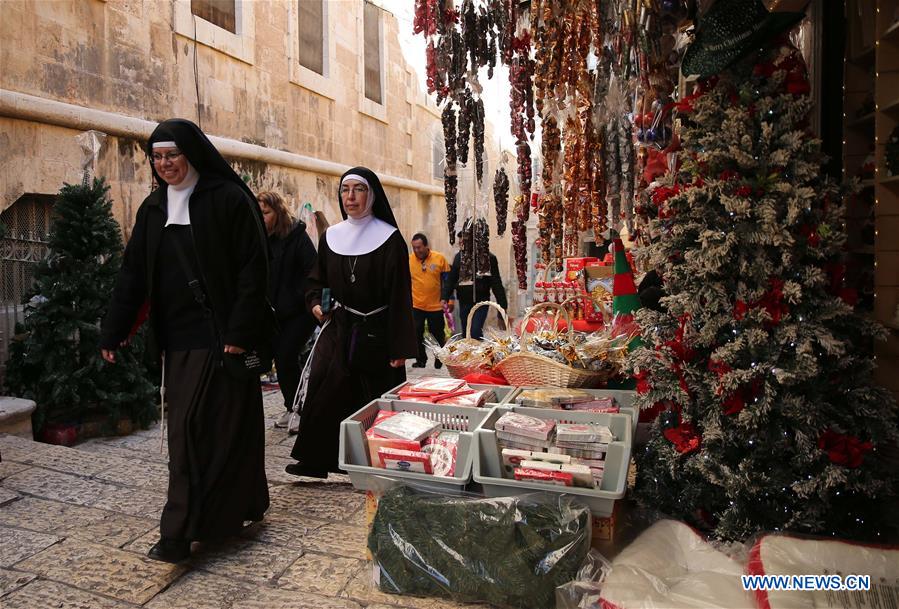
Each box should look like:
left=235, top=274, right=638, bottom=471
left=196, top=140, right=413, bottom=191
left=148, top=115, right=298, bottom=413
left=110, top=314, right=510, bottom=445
left=341, top=174, right=370, bottom=189
left=152, top=141, right=178, bottom=149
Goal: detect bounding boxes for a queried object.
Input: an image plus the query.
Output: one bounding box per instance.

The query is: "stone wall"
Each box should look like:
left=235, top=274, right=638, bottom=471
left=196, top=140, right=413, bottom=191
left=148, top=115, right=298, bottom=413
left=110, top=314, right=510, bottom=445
left=0, top=0, right=519, bottom=315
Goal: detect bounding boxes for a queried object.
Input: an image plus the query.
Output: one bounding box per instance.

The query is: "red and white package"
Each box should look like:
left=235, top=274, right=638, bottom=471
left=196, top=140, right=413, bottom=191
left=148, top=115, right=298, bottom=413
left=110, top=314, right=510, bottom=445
left=365, top=411, right=421, bottom=467
left=377, top=447, right=433, bottom=474
left=398, top=377, right=467, bottom=396
left=495, top=412, right=555, bottom=440
left=372, top=411, right=441, bottom=442
left=422, top=431, right=460, bottom=476
left=434, top=388, right=495, bottom=407
left=513, top=467, right=573, bottom=486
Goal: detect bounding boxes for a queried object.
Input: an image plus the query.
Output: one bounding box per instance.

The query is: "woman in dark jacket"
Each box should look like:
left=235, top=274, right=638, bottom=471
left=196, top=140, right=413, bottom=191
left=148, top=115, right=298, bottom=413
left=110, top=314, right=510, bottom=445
left=257, top=191, right=317, bottom=428
left=100, top=118, right=270, bottom=563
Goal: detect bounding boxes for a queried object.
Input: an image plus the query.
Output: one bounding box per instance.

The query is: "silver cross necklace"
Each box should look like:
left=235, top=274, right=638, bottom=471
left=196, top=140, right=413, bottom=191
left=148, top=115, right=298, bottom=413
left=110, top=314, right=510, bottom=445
left=348, top=257, right=358, bottom=283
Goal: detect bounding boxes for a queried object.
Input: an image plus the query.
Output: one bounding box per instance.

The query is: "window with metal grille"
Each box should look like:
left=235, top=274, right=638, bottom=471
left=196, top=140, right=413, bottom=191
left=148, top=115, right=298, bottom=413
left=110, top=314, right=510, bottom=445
left=191, top=0, right=236, bottom=34
left=0, top=195, right=53, bottom=369
left=298, top=0, right=325, bottom=75
left=363, top=2, right=383, bottom=104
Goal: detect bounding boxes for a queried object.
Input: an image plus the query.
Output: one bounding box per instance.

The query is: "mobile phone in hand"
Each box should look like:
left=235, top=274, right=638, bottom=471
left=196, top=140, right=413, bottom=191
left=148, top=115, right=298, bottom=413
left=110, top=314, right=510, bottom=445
left=321, top=288, right=332, bottom=314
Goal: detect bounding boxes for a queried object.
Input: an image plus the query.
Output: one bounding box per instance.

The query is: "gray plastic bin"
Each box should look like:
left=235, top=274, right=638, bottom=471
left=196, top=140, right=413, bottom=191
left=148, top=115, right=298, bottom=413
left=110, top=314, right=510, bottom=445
left=382, top=380, right=515, bottom=405
left=473, top=405, right=632, bottom=516
left=339, top=399, right=490, bottom=494
left=504, top=387, right=638, bottom=440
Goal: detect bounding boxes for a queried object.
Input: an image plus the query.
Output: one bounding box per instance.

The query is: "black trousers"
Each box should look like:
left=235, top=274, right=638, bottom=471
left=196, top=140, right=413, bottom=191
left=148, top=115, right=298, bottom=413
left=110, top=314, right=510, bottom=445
left=458, top=300, right=488, bottom=339
left=413, top=308, right=446, bottom=364
left=272, top=314, right=317, bottom=411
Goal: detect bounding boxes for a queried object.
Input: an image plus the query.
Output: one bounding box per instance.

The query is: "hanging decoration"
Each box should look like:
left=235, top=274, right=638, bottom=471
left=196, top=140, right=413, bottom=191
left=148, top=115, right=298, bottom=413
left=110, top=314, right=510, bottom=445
left=493, top=166, right=509, bottom=236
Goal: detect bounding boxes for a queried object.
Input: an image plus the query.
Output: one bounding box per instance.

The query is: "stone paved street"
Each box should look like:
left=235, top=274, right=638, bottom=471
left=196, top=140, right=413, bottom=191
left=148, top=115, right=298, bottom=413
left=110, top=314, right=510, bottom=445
left=0, top=361, right=496, bottom=609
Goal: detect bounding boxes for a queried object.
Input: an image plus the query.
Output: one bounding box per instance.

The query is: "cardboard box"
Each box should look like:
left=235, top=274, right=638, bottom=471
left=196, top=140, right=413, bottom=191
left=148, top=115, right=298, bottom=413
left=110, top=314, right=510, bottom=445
left=565, top=257, right=599, bottom=281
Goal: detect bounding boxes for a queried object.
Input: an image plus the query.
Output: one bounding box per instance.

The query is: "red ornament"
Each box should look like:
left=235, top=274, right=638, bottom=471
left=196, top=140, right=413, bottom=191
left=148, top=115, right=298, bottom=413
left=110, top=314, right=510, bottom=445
left=733, top=300, right=748, bottom=320
left=635, top=370, right=651, bottom=395
left=736, top=185, right=753, bottom=197
left=664, top=421, right=701, bottom=455
left=818, top=430, right=873, bottom=468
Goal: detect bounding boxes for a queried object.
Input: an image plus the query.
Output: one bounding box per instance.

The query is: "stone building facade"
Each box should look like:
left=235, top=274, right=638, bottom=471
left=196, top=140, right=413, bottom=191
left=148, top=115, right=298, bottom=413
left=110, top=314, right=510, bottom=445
left=0, top=0, right=518, bottom=363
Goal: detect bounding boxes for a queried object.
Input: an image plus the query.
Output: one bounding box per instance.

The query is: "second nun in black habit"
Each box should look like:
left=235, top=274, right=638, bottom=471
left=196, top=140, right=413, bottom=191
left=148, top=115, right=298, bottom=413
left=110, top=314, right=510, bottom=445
left=286, top=167, right=417, bottom=479
left=100, top=118, right=270, bottom=563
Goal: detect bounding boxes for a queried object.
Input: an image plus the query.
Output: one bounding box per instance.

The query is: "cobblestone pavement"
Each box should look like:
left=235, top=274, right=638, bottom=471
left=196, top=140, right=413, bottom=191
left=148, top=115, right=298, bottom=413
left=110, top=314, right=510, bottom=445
left=0, top=361, right=496, bottom=609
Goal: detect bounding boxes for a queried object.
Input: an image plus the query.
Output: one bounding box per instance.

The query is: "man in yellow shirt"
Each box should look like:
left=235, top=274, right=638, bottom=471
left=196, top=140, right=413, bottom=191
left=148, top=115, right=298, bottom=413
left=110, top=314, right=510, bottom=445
left=409, top=233, right=453, bottom=368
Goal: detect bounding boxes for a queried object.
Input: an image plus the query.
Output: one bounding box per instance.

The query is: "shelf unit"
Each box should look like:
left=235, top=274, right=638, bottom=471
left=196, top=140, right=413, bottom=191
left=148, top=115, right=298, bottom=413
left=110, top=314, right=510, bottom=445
left=844, top=0, right=876, bottom=315
left=875, top=0, right=899, bottom=400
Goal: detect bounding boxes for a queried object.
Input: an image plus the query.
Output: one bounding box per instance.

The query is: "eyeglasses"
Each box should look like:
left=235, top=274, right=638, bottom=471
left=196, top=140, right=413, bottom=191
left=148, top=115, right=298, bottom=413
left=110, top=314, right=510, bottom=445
left=150, top=151, right=184, bottom=163
left=340, top=185, right=369, bottom=196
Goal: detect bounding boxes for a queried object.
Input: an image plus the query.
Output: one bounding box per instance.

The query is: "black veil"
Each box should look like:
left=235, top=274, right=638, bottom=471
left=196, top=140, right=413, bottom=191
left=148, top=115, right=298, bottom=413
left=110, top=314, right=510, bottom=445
left=147, top=118, right=257, bottom=205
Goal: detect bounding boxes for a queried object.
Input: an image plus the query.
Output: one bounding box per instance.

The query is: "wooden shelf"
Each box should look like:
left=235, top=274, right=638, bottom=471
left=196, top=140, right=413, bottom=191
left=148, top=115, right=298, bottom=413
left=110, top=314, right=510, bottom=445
left=879, top=174, right=899, bottom=184
left=849, top=246, right=876, bottom=254
left=882, top=19, right=899, bottom=43
left=849, top=112, right=876, bottom=128
left=862, top=179, right=876, bottom=187
left=882, top=96, right=899, bottom=113
left=850, top=45, right=876, bottom=63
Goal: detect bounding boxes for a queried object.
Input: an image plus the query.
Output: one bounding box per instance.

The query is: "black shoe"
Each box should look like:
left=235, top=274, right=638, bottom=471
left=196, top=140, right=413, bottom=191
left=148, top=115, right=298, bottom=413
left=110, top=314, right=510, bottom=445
left=434, top=359, right=443, bottom=369
left=147, top=538, right=191, bottom=563
left=285, top=462, right=328, bottom=479
left=411, top=361, right=426, bottom=368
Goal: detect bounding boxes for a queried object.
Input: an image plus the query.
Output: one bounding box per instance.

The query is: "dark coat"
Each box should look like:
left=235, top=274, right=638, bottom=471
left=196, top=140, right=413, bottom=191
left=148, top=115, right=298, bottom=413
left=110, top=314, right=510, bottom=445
left=100, top=176, right=269, bottom=353
left=442, top=252, right=508, bottom=309
left=268, top=221, right=317, bottom=323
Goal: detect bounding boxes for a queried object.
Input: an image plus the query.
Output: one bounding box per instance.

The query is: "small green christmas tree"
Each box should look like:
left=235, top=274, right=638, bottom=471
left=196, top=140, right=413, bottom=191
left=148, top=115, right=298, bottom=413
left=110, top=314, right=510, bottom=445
left=628, top=42, right=898, bottom=541
left=5, top=178, right=157, bottom=434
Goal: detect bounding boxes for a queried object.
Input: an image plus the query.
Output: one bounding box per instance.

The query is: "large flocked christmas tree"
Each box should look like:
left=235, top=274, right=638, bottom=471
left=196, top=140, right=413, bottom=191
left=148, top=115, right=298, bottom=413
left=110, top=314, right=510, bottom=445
left=5, top=178, right=157, bottom=434
left=628, top=41, right=899, bottom=541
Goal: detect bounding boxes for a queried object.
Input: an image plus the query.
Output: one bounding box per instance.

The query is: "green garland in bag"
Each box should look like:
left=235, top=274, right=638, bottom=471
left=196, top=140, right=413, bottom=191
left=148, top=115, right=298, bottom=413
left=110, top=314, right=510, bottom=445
left=368, top=486, right=591, bottom=609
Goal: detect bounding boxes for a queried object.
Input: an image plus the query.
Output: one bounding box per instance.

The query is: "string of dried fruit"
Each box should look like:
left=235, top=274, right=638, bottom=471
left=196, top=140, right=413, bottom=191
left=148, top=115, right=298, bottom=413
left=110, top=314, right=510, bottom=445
left=473, top=97, right=486, bottom=184
left=511, top=195, right=528, bottom=289
left=499, top=0, right=517, bottom=64
left=541, top=114, right=561, bottom=188
left=445, top=172, right=458, bottom=246
left=493, top=167, right=509, bottom=236
left=474, top=217, right=490, bottom=276
left=457, top=91, right=472, bottom=166
left=575, top=73, right=595, bottom=233
left=413, top=0, right=438, bottom=37
left=442, top=103, right=457, bottom=170
left=537, top=194, right=552, bottom=265
left=458, top=217, right=474, bottom=282
left=510, top=30, right=535, bottom=210
left=561, top=116, right=580, bottom=236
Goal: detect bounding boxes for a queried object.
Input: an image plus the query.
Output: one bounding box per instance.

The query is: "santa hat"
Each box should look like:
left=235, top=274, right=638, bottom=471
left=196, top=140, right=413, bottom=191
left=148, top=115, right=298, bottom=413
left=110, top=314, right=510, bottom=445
left=610, top=233, right=643, bottom=349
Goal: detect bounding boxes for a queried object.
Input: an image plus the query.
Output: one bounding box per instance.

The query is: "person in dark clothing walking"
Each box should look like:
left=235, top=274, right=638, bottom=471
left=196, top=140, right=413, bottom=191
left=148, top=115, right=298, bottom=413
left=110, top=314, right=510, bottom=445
left=285, top=167, right=417, bottom=479
left=441, top=251, right=508, bottom=340
left=100, top=118, right=270, bottom=563
left=257, top=191, right=317, bottom=428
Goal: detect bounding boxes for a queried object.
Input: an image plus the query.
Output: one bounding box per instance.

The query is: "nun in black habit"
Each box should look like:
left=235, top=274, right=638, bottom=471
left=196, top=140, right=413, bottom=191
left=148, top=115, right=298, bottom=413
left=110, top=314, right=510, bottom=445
left=286, top=167, right=417, bottom=479
left=100, top=119, right=270, bottom=563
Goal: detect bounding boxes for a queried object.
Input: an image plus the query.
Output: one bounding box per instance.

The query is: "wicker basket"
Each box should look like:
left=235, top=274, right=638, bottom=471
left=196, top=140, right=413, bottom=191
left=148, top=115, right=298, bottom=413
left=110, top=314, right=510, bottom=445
left=495, top=302, right=611, bottom=388
left=443, top=301, right=510, bottom=379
